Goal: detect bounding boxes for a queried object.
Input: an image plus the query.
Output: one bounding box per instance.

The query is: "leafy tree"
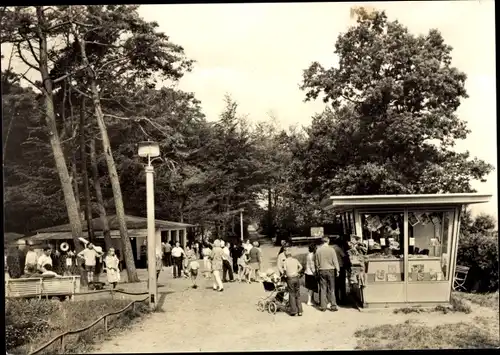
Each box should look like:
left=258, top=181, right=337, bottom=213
left=1, top=6, right=85, bottom=247
left=300, top=8, right=493, bottom=196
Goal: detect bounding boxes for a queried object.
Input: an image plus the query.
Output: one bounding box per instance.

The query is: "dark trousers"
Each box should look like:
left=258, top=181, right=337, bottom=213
left=286, top=276, right=303, bottom=315
left=232, top=258, right=239, bottom=273
left=319, top=269, right=338, bottom=310
left=164, top=252, right=172, bottom=267
left=335, top=267, right=347, bottom=305
left=173, top=256, right=183, bottom=278
left=222, top=260, right=234, bottom=282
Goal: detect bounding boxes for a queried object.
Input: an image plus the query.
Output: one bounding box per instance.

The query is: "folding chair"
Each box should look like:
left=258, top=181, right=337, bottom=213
left=453, top=265, right=470, bottom=292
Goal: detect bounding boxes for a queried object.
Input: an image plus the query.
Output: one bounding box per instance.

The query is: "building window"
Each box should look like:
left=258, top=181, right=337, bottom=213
left=407, top=210, right=453, bottom=281
left=361, top=212, right=405, bottom=282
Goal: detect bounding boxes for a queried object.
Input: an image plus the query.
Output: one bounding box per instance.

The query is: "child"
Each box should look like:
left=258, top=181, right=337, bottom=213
left=283, top=248, right=303, bottom=316
left=237, top=250, right=251, bottom=283
left=185, top=245, right=200, bottom=288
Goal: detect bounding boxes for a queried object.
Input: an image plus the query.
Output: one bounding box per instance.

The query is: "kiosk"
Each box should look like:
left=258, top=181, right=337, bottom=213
left=320, top=193, right=492, bottom=308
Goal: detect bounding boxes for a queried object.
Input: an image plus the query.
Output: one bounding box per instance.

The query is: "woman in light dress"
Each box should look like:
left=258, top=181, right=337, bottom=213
left=104, top=248, right=120, bottom=289
left=209, top=239, right=224, bottom=292
left=202, top=242, right=212, bottom=278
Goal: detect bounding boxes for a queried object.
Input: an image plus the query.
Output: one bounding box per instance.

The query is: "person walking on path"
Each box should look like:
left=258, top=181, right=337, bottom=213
left=315, top=236, right=340, bottom=312
left=210, top=239, right=224, bottom=291
left=332, top=236, right=348, bottom=305
left=305, top=243, right=319, bottom=306
left=229, top=242, right=241, bottom=274
left=221, top=241, right=235, bottom=282
left=202, top=242, right=212, bottom=279
left=283, top=247, right=304, bottom=316
left=163, top=242, right=172, bottom=267
left=248, top=241, right=262, bottom=282
left=171, top=242, right=185, bottom=279
left=104, top=248, right=121, bottom=289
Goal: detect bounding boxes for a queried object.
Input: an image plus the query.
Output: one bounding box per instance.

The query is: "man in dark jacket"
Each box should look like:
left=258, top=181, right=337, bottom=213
left=332, top=236, right=348, bottom=305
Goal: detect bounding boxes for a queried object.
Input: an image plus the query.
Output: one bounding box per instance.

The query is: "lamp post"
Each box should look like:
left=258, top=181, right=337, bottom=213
left=240, top=208, right=244, bottom=242
left=138, top=141, right=160, bottom=311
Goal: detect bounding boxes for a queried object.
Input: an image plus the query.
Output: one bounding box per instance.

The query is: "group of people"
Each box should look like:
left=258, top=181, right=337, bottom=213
left=7, top=242, right=124, bottom=289
left=160, top=238, right=264, bottom=292
left=276, top=235, right=350, bottom=316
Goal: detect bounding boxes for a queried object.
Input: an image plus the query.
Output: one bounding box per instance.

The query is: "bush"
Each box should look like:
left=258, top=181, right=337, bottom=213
left=6, top=298, right=149, bottom=353
left=5, top=299, right=60, bottom=349
left=457, top=232, right=499, bottom=292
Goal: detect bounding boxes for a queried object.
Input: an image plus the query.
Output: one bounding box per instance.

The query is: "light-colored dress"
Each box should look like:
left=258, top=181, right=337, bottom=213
left=104, top=255, right=121, bottom=283
left=210, top=247, right=224, bottom=272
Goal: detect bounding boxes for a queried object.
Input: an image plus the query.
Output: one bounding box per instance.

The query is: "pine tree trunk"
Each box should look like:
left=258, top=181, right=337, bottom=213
left=268, top=187, right=274, bottom=238
left=73, top=28, right=139, bottom=282
left=89, top=136, right=113, bottom=251
left=80, top=97, right=94, bottom=242
left=35, top=6, right=83, bottom=253
left=70, top=156, right=81, bottom=214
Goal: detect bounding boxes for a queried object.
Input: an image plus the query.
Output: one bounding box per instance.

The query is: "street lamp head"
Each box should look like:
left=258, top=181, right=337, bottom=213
left=138, top=141, right=160, bottom=158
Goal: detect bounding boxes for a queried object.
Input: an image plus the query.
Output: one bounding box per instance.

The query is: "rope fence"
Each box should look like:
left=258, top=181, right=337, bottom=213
left=5, top=288, right=148, bottom=299
left=23, top=289, right=148, bottom=355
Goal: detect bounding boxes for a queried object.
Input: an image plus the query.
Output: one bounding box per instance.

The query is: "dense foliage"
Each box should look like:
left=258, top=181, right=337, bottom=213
left=2, top=6, right=495, bottom=247
left=457, top=210, right=498, bottom=292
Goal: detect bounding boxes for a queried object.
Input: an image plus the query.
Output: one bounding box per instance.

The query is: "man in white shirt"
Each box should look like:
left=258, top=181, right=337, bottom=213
left=24, top=244, right=38, bottom=274
left=77, top=243, right=104, bottom=284
left=37, top=247, right=53, bottom=273
left=221, top=241, right=234, bottom=282
left=171, top=242, right=185, bottom=278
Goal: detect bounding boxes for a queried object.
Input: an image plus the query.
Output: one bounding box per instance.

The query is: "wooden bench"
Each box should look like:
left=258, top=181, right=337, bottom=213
left=5, top=276, right=81, bottom=300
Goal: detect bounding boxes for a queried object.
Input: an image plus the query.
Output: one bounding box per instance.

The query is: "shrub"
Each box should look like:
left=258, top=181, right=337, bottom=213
left=6, top=298, right=149, bottom=353
left=457, top=232, right=499, bottom=292
left=5, top=299, right=60, bottom=350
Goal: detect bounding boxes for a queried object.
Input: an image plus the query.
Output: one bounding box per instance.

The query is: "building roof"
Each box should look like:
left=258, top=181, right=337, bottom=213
left=35, top=214, right=194, bottom=234
left=3, top=232, right=25, bottom=245
left=321, top=193, right=492, bottom=211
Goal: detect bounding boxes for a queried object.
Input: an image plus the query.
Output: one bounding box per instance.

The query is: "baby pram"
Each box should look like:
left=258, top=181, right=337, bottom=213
left=256, top=273, right=289, bottom=314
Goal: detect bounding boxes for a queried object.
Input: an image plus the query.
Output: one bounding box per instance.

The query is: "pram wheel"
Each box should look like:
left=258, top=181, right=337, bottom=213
left=257, top=300, right=266, bottom=312
left=267, top=301, right=277, bottom=314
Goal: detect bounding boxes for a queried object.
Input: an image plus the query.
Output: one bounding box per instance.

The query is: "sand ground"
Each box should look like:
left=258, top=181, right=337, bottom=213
left=86, top=244, right=498, bottom=352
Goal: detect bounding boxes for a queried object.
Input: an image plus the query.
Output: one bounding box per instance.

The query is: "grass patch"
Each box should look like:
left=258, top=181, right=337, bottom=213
left=354, top=320, right=499, bottom=349
left=7, top=298, right=149, bottom=354
left=453, top=291, right=499, bottom=311
left=393, top=294, right=472, bottom=315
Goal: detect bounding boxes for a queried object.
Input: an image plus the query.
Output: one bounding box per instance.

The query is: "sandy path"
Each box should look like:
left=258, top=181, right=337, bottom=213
left=89, top=245, right=495, bottom=353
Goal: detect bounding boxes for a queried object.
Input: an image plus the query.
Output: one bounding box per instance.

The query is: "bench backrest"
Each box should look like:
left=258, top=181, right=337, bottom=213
left=5, top=276, right=81, bottom=297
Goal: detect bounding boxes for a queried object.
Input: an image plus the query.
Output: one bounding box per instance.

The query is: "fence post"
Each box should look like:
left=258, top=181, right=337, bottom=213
left=104, top=315, right=108, bottom=332
left=60, top=335, right=65, bottom=352
left=132, top=301, right=136, bottom=312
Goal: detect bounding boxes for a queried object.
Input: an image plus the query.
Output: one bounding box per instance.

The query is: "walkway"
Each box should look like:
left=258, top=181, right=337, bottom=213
left=89, top=244, right=494, bottom=352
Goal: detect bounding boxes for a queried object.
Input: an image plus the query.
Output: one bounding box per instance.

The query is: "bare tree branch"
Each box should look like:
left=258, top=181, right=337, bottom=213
left=52, top=64, right=89, bottom=84
left=23, top=36, right=41, bottom=64
left=16, top=42, right=40, bottom=71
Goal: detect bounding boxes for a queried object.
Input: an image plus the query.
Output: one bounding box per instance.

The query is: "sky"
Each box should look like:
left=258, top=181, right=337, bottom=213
left=2, top=2, right=496, bottom=221
left=137, top=1, right=497, bottom=220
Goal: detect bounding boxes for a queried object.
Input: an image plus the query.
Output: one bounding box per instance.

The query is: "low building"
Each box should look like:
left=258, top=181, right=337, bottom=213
left=320, top=193, right=492, bottom=308
left=24, top=214, right=193, bottom=267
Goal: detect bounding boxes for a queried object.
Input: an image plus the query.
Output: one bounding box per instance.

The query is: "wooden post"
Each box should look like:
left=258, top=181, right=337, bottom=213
left=167, top=230, right=172, bottom=243
left=104, top=315, right=108, bottom=332
left=182, top=229, right=187, bottom=249
left=61, top=335, right=65, bottom=352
